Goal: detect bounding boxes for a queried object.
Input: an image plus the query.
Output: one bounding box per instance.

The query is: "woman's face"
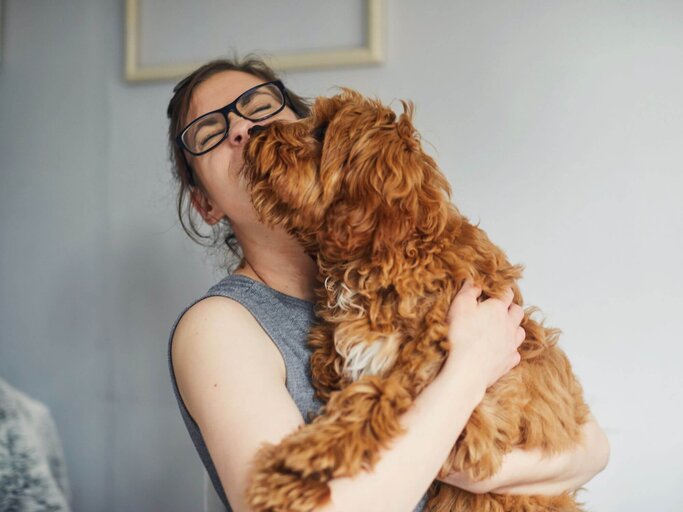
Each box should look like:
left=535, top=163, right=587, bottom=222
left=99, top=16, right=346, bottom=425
left=184, top=70, right=300, bottom=226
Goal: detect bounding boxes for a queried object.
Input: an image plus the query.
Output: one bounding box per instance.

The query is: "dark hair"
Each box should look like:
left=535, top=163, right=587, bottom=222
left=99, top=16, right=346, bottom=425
left=166, top=54, right=312, bottom=270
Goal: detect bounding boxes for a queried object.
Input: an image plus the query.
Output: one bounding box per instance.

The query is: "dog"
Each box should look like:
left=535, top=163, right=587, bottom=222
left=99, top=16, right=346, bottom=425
left=241, top=88, right=591, bottom=512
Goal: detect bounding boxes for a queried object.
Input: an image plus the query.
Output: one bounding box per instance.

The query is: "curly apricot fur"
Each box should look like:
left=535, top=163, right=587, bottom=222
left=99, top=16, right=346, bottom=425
left=242, top=89, right=590, bottom=512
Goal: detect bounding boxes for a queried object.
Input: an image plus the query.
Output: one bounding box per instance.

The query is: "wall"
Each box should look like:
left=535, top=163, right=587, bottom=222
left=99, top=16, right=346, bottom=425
left=1, top=1, right=681, bottom=510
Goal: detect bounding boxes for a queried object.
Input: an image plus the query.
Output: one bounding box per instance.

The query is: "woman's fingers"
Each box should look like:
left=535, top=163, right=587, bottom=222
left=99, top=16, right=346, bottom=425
left=448, top=280, right=482, bottom=320
left=445, top=280, right=528, bottom=389
left=510, top=350, right=522, bottom=372
left=500, top=286, right=515, bottom=308
left=508, top=303, right=524, bottom=324
left=516, top=326, right=526, bottom=345
left=459, top=279, right=483, bottom=300
left=482, top=286, right=514, bottom=309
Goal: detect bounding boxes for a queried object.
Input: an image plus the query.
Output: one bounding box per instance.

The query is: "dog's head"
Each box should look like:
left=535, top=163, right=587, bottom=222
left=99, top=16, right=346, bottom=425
left=242, top=88, right=452, bottom=259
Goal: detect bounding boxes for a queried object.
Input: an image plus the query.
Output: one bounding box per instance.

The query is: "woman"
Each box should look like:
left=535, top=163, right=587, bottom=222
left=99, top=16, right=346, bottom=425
left=166, top=57, right=609, bottom=512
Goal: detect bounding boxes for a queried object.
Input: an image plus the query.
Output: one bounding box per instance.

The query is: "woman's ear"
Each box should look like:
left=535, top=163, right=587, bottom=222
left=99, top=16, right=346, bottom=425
left=190, top=188, right=223, bottom=225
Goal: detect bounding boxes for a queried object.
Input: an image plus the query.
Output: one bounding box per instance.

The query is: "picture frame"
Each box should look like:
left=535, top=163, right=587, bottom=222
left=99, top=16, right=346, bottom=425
left=124, top=0, right=384, bottom=82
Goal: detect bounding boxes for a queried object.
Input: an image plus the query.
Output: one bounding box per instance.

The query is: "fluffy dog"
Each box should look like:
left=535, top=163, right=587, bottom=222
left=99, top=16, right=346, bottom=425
left=241, top=89, right=590, bottom=512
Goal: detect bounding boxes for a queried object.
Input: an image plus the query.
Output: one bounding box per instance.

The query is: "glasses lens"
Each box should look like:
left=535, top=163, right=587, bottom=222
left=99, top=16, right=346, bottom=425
left=182, top=112, right=227, bottom=155
left=236, top=83, right=285, bottom=121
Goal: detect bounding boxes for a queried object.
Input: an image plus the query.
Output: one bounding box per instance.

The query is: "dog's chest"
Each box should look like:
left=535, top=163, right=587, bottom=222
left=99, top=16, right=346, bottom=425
left=323, top=276, right=404, bottom=381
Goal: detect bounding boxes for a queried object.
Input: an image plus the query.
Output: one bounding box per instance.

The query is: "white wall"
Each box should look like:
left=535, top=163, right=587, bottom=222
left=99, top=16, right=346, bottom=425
left=1, top=1, right=681, bottom=510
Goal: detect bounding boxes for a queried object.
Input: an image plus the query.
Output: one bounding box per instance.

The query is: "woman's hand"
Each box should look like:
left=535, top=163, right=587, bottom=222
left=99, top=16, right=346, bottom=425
left=439, top=414, right=610, bottom=495
left=319, top=281, right=533, bottom=512
left=442, top=280, right=526, bottom=396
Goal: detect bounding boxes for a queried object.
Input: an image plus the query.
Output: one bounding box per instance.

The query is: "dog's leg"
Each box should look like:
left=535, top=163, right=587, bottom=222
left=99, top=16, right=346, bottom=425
left=308, top=321, right=346, bottom=402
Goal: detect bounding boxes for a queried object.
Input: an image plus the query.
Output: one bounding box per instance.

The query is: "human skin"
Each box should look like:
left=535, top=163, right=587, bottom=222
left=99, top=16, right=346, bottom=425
left=182, top=70, right=609, bottom=500
left=184, top=70, right=320, bottom=303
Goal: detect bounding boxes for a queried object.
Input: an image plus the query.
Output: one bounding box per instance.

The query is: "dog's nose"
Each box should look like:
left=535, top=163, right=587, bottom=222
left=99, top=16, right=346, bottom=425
left=248, top=124, right=268, bottom=136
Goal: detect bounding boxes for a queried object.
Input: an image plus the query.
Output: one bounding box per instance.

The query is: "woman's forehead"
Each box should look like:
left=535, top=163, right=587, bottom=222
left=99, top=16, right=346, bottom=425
left=185, top=70, right=266, bottom=125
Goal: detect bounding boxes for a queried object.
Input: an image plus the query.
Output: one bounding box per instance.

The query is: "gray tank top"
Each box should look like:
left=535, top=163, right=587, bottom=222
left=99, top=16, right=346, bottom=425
left=167, top=273, right=430, bottom=511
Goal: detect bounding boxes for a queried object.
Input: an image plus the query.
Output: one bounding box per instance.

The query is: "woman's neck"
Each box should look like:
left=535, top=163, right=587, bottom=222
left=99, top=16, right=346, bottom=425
left=233, top=225, right=319, bottom=302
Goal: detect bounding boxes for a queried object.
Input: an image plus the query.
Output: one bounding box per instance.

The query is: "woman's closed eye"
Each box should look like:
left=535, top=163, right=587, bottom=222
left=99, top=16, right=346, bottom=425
left=240, top=90, right=280, bottom=117
left=200, top=130, right=224, bottom=146
left=244, top=103, right=274, bottom=117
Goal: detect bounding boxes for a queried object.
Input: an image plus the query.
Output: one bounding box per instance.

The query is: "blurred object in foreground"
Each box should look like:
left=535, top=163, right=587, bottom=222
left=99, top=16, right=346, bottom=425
left=0, top=377, right=72, bottom=511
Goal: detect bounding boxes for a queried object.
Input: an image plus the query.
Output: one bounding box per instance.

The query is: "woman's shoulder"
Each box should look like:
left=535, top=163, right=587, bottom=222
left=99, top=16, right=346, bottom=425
left=171, top=294, right=287, bottom=415
left=172, top=269, right=267, bottom=354
left=170, top=294, right=306, bottom=512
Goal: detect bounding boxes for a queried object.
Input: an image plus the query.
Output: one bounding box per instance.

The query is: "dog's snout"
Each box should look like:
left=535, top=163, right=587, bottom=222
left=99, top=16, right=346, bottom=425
left=248, top=124, right=268, bottom=136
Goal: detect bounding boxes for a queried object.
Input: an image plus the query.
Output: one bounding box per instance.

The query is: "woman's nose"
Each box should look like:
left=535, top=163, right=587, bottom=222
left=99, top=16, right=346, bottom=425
left=226, top=113, right=254, bottom=146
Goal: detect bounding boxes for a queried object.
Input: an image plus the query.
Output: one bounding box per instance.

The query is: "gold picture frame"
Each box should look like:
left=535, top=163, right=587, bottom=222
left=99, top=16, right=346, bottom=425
left=124, top=0, right=384, bottom=82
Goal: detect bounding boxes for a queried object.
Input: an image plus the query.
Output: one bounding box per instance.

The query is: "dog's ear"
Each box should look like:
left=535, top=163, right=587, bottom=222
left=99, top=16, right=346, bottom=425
left=309, top=96, right=336, bottom=145
left=397, top=101, right=454, bottom=240
left=325, top=99, right=452, bottom=254
left=310, top=91, right=363, bottom=209
left=310, top=89, right=365, bottom=142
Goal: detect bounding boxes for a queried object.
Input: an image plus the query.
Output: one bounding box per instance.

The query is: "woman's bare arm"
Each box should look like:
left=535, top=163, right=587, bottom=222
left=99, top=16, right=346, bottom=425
left=172, top=281, right=522, bottom=512
left=172, top=296, right=307, bottom=512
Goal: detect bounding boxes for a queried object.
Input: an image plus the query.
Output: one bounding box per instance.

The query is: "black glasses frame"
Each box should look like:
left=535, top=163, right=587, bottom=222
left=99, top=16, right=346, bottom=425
left=175, top=79, right=288, bottom=157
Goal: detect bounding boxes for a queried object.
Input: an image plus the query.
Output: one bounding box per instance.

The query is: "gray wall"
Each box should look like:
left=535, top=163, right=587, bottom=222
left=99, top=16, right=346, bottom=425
left=1, top=1, right=681, bottom=510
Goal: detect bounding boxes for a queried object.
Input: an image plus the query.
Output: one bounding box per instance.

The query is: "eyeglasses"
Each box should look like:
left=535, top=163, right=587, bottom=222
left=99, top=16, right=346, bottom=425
left=175, top=80, right=288, bottom=156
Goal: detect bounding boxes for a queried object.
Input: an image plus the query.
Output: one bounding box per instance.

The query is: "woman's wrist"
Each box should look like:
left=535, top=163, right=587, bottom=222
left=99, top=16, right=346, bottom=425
left=441, top=356, right=488, bottom=407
